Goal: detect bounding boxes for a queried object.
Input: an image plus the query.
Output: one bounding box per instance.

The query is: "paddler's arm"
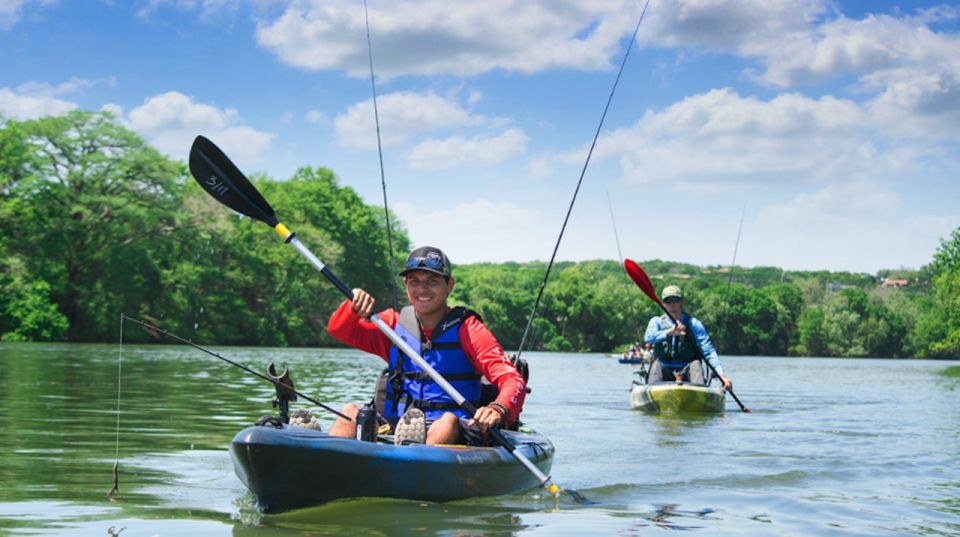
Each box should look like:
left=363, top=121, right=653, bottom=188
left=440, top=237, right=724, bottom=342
left=689, top=318, right=732, bottom=391
left=326, top=291, right=396, bottom=361
left=460, top=316, right=525, bottom=431
left=644, top=316, right=670, bottom=345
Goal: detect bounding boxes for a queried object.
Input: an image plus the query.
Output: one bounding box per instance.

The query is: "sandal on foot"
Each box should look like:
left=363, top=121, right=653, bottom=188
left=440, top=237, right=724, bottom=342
left=394, top=408, right=426, bottom=445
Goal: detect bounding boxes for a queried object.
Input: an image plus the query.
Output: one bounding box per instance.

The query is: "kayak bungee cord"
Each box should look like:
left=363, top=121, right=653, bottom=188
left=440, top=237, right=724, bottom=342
left=121, top=316, right=353, bottom=421
left=515, top=0, right=651, bottom=358
left=107, top=312, right=125, bottom=501
left=362, top=0, right=400, bottom=311
left=605, top=190, right=643, bottom=347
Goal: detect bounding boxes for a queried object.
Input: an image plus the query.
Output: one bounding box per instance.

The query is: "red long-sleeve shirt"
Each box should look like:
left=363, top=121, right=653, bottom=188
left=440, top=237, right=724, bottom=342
left=327, top=299, right=526, bottom=424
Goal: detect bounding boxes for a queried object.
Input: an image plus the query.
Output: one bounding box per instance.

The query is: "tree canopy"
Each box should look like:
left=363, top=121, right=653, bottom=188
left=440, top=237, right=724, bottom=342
left=1, top=111, right=957, bottom=359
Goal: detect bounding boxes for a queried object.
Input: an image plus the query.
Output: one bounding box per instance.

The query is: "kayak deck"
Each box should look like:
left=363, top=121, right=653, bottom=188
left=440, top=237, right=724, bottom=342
left=630, top=382, right=726, bottom=414
left=230, top=424, right=555, bottom=512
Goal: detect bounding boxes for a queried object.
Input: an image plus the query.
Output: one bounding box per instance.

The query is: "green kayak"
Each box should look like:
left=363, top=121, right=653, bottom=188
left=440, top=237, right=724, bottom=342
left=630, top=381, right=726, bottom=414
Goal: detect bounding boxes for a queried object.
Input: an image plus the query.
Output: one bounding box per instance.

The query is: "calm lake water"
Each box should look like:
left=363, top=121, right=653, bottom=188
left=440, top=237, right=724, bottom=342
left=0, top=341, right=957, bottom=536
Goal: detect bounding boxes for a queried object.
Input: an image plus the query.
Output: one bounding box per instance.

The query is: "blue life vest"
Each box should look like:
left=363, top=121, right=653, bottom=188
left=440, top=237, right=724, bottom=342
left=383, top=306, right=482, bottom=421
left=652, top=312, right=701, bottom=367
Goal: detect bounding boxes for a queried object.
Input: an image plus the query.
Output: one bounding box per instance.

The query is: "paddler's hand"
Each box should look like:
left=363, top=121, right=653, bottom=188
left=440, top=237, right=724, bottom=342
left=666, top=322, right=685, bottom=337
left=469, top=405, right=504, bottom=433
left=719, top=375, right=733, bottom=392
left=351, top=288, right=375, bottom=319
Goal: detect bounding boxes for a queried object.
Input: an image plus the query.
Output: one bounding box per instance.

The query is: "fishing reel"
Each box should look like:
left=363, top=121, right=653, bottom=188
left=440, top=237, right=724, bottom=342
left=267, top=361, right=298, bottom=424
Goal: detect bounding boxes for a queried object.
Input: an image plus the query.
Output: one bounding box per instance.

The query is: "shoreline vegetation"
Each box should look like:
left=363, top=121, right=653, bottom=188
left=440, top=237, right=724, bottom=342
left=2, top=111, right=959, bottom=359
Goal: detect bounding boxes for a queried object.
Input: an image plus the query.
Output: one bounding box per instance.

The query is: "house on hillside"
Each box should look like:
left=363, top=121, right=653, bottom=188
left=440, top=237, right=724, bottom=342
left=881, top=278, right=909, bottom=288
left=826, top=281, right=857, bottom=292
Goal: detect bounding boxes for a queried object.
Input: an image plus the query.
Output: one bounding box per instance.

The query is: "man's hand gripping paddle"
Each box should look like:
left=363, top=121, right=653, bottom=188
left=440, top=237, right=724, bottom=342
left=188, top=135, right=593, bottom=504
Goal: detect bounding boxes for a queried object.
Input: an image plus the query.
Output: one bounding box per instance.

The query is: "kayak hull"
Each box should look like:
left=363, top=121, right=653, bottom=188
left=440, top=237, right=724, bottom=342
left=230, top=424, right=555, bottom=512
left=630, top=382, right=726, bottom=414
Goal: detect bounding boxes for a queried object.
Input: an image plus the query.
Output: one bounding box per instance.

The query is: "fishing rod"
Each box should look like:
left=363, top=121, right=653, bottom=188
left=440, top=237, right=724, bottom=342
left=362, top=0, right=400, bottom=310
left=715, top=200, right=747, bottom=352
left=188, top=134, right=589, bottom=504
left=605, top=190, right=642, bottom=346
left=515, top=0, right=651, bottom=357
left=122, top=316, right=352, bottom=421
left=624, top=260, right=751, bottom=413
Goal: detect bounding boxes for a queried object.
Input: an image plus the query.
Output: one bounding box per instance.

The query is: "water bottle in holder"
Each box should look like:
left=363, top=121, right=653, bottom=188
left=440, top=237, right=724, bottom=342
left=355, top=402, right=377, bottom=442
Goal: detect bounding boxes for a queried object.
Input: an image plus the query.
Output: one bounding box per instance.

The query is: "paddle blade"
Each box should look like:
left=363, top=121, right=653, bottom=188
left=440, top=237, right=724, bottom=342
left=624, top=259, right=660, bottom=305
left=189, top=136, right=278, bottom=226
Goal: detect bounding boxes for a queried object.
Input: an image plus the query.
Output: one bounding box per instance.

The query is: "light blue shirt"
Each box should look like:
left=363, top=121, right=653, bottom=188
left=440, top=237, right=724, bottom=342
left=644, top=313, right=724, bottom=376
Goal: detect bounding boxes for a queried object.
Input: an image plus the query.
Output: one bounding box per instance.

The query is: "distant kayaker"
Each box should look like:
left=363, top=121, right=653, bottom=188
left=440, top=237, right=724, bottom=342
left=643, top=285, right=734, bottom=391
left=326, top=246, right=526, bottom=446
left=641, top=343, right=653, bottom=363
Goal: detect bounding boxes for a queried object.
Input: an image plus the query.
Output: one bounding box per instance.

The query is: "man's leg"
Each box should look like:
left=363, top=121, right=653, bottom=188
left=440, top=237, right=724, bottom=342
left=328, top=403, right=360, bottom=438
left=425, top=412, right=463, bottom=445
left=647, top=360, right=665, bottom=384
left=687, top=361, right=705, bottom=384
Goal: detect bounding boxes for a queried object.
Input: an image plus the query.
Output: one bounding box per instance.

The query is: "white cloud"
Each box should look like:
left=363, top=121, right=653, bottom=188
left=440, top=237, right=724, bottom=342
left=120, top=91, right=272, bottom=165
left=752, top=180, right=960, bottom=272
left=641, top=0, right=827, bottom=52
left=334, top=90, right=490, bottom=149
left=305, top=109, right=325, bottom=124
left=0, top=87, right=76, bottom=120
left=596, top=88, right=881, bottom=188
left=643, top=2, right=960, bottom=140
left=0, top=0, right=55, bottom=31
left=15, top=76, right=114, bottom=97
left=394, top=198, right=543, bottom=264
left=137, top=0, right=237, bottom=20
left=407, top=129, right=528, bottom=171
left=749, top=9, right=960, bottom=87
left=255, top=0, right=639, bottom=77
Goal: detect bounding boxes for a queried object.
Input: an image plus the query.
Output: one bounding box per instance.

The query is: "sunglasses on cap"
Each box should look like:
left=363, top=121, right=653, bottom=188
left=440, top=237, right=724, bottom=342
left=663, top=296, right=682, bottom=304
left=404, top=255, right=446, bottom=272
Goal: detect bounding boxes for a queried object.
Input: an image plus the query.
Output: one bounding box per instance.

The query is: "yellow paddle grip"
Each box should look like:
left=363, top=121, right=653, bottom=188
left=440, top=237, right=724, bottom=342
left=274, top=223, right=291, bottom=239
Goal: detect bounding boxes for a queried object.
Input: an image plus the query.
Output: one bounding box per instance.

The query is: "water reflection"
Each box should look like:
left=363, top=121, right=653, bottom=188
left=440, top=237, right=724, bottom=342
left=2, top=344, right=960, bottom=536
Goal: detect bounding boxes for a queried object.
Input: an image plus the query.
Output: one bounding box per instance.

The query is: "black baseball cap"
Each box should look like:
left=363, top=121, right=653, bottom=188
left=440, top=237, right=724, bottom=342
left=399, top=246, right=452, bottom=278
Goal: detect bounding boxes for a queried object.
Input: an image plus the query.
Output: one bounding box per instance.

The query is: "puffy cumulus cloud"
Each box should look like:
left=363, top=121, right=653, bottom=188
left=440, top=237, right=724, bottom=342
left=407, top=129, right=528, bottom=171
left=255, top=0, right=638, bottom=77
left=136, top=0, right=237, bottom=20
left=334, top=90, right=491, bottom=149
left=0, top=0, right=56, bottom=31
left=640, top=0, right=827, bottom=51
left=752, top=180, right=960, bottom=272
left=865, top=64, right=960, bottom=139
left=0, top=77, right=118, bottom=120
left=596, top=88, right=881, bottom=188
left=647, top=2, right=960, bottom=137
left=393, top=198, right=542, bottom=264
left=120, top=91, right=272, bottom=164
left=0, top=87, right=77, bottom=120
left=749, top=9, right=960, bottom=87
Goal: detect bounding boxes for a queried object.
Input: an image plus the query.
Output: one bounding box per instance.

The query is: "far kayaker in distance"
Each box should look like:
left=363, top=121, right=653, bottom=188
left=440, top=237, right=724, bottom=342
left=326, top=246, right=526, bottom=445
left=643, top=284, right=734, bottom=391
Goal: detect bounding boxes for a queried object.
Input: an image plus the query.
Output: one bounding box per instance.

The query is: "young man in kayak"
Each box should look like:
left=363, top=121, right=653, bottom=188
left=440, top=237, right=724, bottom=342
left=326, top=246, right=526, bottom=445
left=643, top=285, right=734, bottom=391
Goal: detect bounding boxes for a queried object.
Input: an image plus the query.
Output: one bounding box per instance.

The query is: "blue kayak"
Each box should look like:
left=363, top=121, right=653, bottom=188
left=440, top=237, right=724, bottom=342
left=230, top=424, right=555, bottom=512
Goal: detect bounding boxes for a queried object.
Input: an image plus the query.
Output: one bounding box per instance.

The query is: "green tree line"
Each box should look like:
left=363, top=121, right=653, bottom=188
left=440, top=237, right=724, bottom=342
left=1, top=112, right=958, bottom=358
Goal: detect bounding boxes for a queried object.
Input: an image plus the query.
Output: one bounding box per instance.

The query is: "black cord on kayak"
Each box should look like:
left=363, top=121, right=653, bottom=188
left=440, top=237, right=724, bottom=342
left=123, top=317, right=354, bottom=421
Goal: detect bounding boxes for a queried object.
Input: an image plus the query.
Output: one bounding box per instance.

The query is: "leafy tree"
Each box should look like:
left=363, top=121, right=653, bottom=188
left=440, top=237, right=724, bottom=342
left=1, top=111, right=184, bottom=341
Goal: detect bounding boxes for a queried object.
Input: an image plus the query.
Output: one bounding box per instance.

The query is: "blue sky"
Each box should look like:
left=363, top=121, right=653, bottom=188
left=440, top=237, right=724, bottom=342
left=3, top=0, right=959, bottom=274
